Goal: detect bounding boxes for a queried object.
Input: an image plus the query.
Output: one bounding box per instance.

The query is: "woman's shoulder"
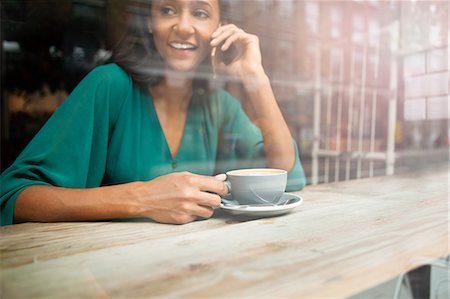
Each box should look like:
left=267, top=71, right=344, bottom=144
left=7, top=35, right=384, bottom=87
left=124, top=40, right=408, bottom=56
left=89, top=63, right=131, bottom=84
left=79, top=63, right=135, bottom=105
left=65, top=63, right=135, bottom=121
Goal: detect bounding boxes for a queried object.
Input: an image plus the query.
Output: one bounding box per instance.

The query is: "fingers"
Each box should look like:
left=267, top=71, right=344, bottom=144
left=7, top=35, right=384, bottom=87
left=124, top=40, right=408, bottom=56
left=174, top=193, right=217, bottom=223
left=192, top=191, right=222, bottom=208
left=143, top=172, right=227, bottom=225
left=212, top=24, right=242, bottom=40
left=220, top=34, right=242, bottom=52
left=177, top=197, right=216, bottom=220
left=211, top=27, right=236, bottom=45
left=211, top=24, right=248, bottom=51
left=188, top=173, right=229, bottom=196
left=173, top=205, right=213, bottom=224
left=193, top=205, right=215, bottom=219
left=211, top=28, right=242, bottom=50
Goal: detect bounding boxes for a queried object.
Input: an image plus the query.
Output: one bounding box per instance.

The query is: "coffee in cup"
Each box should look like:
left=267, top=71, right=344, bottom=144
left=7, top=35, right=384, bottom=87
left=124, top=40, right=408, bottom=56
left=225, top=168, right=287, bottom=205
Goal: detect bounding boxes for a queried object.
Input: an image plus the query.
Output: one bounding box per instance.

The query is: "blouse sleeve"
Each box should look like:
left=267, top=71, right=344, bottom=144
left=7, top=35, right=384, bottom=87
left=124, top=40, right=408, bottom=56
left=214, top=90, right=306, bottom=192
left=0, top=64, right=131, bottom=225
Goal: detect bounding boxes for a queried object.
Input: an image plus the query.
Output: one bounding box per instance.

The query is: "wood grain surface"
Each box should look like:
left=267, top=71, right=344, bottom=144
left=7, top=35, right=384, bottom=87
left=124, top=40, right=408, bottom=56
left=1, top=167, right=448, bottom=298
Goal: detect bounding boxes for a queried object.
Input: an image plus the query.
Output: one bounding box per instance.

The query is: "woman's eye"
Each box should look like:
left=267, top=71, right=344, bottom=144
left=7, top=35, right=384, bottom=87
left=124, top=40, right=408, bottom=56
left=160, top=6, right=176, bottom=16
left=193, top=9, right=209, bottom=19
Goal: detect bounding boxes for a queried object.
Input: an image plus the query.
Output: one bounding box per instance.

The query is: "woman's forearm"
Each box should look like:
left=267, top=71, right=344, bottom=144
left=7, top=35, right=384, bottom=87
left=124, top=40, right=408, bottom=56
left=13, top=172, right=227, bottom=225
left=14, top=184, right=141, bottom=223
left=242, top=70, right=296, bottom=171
left=211, top=25, right=296, bottom=171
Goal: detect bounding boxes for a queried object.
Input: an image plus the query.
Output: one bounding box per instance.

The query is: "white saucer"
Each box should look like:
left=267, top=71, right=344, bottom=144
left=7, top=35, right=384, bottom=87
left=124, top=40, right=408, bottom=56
left=220, top=193, right=303, bottom=217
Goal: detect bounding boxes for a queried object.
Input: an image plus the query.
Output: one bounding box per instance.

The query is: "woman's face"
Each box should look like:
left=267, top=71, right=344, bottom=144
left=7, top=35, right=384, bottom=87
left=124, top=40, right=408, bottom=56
left=150, top=0, right=221, bottom=73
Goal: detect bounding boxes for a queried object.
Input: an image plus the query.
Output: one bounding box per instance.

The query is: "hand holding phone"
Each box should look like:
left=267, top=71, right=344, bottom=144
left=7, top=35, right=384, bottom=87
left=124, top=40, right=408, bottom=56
left=212, top=42, right=239, bottom=66
left=210, top=24, right=263, bottom=80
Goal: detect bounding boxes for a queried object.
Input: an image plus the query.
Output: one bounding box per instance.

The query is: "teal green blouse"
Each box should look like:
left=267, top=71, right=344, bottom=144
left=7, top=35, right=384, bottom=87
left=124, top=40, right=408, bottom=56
left=0, top=64, right=305, bottom=225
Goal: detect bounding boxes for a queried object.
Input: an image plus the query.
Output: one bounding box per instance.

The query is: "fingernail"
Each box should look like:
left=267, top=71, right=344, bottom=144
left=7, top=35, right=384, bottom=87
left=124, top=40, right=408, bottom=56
left=215, top=173, right=227, bottom=180
left=212, top=31, right=218, bottom=37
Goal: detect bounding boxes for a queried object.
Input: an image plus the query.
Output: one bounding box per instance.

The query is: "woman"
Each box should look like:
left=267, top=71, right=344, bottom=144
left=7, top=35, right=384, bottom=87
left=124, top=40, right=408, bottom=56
left=1, top=0, right=305, bottom=225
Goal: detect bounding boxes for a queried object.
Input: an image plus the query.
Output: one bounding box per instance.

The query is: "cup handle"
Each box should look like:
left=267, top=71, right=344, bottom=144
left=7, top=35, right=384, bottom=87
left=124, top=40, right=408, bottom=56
left=224, top=180, right=231, bottom=195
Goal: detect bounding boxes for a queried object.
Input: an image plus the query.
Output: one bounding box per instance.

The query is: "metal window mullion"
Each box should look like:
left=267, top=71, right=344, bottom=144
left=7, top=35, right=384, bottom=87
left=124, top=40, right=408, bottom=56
left=357, top=41, right=368, bottom=179
left=312, top=42, right=322, bottom=185
left=324, top=52, right=334, bottom=183
left=386, top=22, right=399, bottom=176
left=370, top=38, right=381, bottom=177
left=346, top=45, right=356, bottom=181
left=335, top=51, right=345, bottom=182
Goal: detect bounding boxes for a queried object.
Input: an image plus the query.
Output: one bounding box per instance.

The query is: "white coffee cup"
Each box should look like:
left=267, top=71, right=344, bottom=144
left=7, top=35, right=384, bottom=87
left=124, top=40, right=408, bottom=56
left=225, top=168, right=287, bottom=205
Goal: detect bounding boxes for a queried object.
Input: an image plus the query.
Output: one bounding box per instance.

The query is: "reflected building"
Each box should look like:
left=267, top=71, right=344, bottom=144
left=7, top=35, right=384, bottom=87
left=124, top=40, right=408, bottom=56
left=228, top=0, right=449, bottom=183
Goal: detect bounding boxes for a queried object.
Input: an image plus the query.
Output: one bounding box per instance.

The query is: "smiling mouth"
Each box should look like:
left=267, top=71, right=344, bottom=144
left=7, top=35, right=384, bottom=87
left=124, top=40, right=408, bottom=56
left=169, top=42, right=197, bottom=50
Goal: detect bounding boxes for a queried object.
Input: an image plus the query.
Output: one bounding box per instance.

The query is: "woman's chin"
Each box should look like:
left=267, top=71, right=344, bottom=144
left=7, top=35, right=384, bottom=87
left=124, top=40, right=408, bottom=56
left=166, top=62, right=201, bottom=75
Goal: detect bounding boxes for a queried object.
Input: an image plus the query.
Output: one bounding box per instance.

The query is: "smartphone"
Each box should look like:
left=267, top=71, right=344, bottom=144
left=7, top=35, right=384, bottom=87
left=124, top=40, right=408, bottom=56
left=213, top=42, right=239, bottom=65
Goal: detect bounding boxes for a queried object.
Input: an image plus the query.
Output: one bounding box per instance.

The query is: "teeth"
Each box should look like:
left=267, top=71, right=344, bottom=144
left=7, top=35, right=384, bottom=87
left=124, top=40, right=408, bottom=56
left=170, top=42, right=195, bottom=50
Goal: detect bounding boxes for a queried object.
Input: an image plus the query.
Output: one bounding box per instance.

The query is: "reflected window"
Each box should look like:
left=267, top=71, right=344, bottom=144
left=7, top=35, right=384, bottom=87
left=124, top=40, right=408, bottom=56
left=305, top=43, right=318, bottom=78
left=278, top=39, right=295, bottom=75
left=330, top=7, right=342, bottom=39
left=279, top=0, right=294, bottom=18
left=404, top=54, right=425, bottom=77
left=352, top=15, right=365, bottom=32
left=329, top=48, right=343, bottom=77
left=429, top=25, right=442, bottom=46
left=404, top=99, right=426, bottom=121
left=353, top=51, right=364, bottom=81
left=368, top=20, right=379, bottom=46
left=257, top=0, right=271, bottom=13
left=352, top=14, right=365, bottom=43
left=427, top=48, right=448, bottom=73
left=305, top=1, right=320, bottom=35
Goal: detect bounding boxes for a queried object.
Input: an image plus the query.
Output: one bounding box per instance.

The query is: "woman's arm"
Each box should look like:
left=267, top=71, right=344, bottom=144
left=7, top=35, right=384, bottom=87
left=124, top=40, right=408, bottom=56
left=1, top=64, right=228, bottom=226
left=211, top=25, right=295, bottom=171
left=14, top=172, right=227, bottom=225
left=240, top=72, right=295, bottom=171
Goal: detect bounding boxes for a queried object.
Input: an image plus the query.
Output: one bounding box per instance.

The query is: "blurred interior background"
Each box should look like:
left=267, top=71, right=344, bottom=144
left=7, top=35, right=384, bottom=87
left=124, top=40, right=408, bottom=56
left=1, top=0, right=449, bottom=184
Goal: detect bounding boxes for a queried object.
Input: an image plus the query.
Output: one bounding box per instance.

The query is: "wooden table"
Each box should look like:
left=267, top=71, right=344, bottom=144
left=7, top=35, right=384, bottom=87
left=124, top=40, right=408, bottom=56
left=1, top=168, right=448, bottom=298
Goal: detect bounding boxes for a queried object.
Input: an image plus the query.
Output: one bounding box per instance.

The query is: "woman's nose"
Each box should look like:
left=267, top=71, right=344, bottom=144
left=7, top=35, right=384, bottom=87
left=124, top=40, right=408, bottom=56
left=174, top=13, right=195, bottom=36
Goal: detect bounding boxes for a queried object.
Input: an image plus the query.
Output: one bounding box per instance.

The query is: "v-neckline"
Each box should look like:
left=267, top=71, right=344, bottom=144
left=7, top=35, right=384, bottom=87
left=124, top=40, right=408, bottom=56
left=147, top=92, right=195, bottom=162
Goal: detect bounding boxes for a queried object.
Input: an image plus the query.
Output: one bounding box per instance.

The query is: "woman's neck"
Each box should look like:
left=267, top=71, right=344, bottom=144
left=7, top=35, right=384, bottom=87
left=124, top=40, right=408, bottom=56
left=150, top=73, right=193, bottom=111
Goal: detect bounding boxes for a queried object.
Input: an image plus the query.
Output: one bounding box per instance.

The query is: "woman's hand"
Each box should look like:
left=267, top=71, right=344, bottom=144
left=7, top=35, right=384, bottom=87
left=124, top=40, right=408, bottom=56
left=131, top=172, right=228, bottom=225
left=210, top=24, right=266, bottom=84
